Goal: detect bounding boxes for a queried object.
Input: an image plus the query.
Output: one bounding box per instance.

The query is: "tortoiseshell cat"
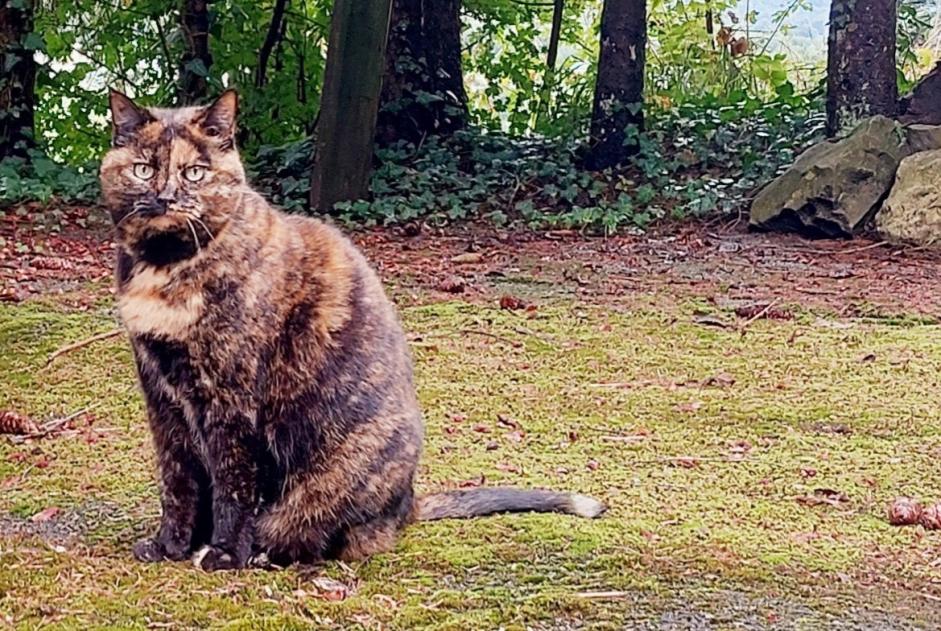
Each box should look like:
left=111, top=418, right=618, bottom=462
left=100, top=90, right=605, bottom=571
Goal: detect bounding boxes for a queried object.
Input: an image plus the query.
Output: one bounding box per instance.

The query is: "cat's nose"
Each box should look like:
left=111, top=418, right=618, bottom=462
left=157, top=183, right=178, bottom=204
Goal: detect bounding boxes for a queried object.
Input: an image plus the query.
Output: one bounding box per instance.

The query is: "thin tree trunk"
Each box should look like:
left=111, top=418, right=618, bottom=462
left=587, top=0, right=646, bottom=170
left=0, top=0, right=37, bottom=159
left=310, top=0, right=393, bottom=212
left=375, top=0, right=467, bottom=145
left=546, top=0, right=564, bottom=72
left=178, top=0, right=213, bottom=104
left=256, top=0, right=289, bottom=88
left=826, top=0, right=897, bottom=136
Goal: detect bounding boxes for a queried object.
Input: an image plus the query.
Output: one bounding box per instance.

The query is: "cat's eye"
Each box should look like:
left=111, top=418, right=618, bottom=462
left=132, top=163, right=155, bottom=180
left=183, top=165, right=206, bottom=182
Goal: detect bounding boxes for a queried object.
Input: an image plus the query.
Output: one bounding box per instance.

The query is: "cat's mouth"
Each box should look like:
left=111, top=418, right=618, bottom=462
left=118, top=210, right=215, bottom=267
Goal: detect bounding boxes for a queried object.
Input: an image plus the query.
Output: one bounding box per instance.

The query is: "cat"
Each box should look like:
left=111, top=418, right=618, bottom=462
left=100, top=89, right=605, bottom=571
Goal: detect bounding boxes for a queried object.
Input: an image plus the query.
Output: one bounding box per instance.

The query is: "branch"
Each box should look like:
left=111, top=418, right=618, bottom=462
left=256, top=0, right=290, bottom=88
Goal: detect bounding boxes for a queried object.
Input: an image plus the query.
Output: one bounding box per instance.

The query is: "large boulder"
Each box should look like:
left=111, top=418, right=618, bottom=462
left=876, top=149, right=941, bottom=247
left=750, top=116, right=905, bottom=237
left=900, top=63, right=941, bottom=126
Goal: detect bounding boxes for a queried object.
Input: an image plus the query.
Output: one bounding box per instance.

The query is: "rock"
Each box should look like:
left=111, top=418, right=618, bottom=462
left=750, top=116, right=905, bottom=237
left=876, top=149, right=941, bottom=247
left=900, top=62, right=941, bottom=126
left=904, top=124, right=941, bottom=154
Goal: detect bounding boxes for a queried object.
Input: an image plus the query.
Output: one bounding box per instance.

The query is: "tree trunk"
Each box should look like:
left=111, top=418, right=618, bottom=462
left=375, top=0, right=467, bottom=145
left=256, top=0, right=289, bottom=88
left=826, top=0, right=897, bottom=137
left=0, top=0, right=37, bottom=159
left=587, top=0, right=646, bottom=170
left=178, top=0, right=213, bottom=104
left=310, top=0, right=392, bottom=212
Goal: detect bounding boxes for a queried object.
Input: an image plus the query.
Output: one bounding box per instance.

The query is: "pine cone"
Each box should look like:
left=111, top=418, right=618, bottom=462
left=0, top=410, right=40, bottom=435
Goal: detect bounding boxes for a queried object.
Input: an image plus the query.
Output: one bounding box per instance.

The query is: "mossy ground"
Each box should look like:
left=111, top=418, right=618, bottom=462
left=3, top=253, right=941, bottom=629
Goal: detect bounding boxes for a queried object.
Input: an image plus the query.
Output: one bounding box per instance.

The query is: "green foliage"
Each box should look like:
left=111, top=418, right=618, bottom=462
left=0, top=150, right=98, bottom=204
left=32, top=0, right=331, bottom=163
left=250, top=93, right=824, bottom=234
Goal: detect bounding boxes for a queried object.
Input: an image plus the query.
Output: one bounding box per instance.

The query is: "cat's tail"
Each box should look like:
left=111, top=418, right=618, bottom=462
left=412, top=487, right=606, bottom=521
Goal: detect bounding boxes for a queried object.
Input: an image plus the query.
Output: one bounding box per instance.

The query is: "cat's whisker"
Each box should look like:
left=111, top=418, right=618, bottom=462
left=185, top=217, right=202, bottom=252
left=185, top=214, right=215, bottom=241
left=115, top=208, right=140, bottom=227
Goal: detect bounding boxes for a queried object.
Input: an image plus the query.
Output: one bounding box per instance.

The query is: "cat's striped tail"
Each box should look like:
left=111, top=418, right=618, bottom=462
left=413, top=487, right=606, bottom=521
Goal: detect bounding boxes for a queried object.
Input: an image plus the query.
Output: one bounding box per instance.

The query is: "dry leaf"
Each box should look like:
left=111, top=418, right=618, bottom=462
left=450, top=252, right=483, bottom=264
left=31, top=506, right=61, bottom=523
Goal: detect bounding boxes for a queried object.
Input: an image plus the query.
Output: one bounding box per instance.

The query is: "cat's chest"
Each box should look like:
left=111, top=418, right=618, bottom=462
left=118, top=266, right=205, bottom=340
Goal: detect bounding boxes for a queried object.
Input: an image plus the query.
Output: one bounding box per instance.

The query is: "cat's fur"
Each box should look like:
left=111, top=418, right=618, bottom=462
left=100, top=90, right=605, bottom=571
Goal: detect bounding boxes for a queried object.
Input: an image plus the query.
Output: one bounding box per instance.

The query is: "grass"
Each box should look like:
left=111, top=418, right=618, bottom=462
left=2, top=292, right=941, bottom=629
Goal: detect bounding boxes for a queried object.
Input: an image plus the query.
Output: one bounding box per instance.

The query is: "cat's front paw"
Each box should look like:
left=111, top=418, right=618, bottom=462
left=133, top=536, right=191, bottom=563
left=192, top=545, right=245, bottom=571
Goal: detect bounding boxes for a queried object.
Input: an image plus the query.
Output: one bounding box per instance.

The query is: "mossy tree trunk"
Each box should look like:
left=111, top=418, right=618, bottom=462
left=310, top=0, right=392, bottom=212
left=587, top=0, right=646, bottom=170
left=375, top=0, right=467, bottom=145
left=0, top=0, right=37, bottom=159
left=178, top=0, right=213, bottom=104
left=826, top=0, right=897, bottom=137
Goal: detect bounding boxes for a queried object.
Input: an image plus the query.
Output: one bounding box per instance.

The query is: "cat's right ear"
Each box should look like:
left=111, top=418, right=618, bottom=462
left=109, top=90, right=152, bottom=147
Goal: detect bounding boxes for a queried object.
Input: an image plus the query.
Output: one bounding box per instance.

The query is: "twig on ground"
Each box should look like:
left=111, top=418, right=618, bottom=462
left=739, top=299, right=780, bottom=335
left=45, top=328, right=123, bottom=367
left=17, top=403, right=101, bottom=440
left=575, top=591, right=630, bottom=600
left=460, top=329, right=522, bottom=348
left=783, top=241, right=889, bottom=256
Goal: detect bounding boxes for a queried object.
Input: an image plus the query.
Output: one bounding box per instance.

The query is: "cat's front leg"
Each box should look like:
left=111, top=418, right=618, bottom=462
left=134, top=391, right=210, bottom=563
left=193, top=407, right=259, bottom=571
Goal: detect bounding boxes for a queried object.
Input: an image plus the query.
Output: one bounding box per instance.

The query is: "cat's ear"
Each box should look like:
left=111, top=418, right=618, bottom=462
left=109, top=90, right=152, bottom=147
left=198, top=90, right=238, bottom=148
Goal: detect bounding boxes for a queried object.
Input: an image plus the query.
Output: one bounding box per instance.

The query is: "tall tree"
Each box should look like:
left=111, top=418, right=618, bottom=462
left=826, top=0, right=897, bottom=136
left=0, top=0, right=37, bottom=159
left=586, top=0, right=646, bottom=170
left=178, top=0, right=213, bottom=104
left=310, top=0, right=392, bottom=211
left=374, top=0, right=467, bottom=145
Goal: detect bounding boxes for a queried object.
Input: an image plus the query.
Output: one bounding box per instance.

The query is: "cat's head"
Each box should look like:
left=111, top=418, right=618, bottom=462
left=100, top=90, right=246, bottom=264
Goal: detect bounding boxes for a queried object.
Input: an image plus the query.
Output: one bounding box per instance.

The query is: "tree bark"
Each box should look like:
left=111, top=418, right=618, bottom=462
left=375, top=0, right=467, bottom=145
left=310, top=0, right=393, bottom=212
left=178, top=0, right=213, bottom=104
left=826, top=0, right=897, bottom=137
left=0, top=0, right=37, bottom=159
left=587, top=0, right=646, bottom=170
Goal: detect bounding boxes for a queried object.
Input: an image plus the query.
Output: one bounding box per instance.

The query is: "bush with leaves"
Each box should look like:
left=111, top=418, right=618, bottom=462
left=250, top=93, right=825, bottom=234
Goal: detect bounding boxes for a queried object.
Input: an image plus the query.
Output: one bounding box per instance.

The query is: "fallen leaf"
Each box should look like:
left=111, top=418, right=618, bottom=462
left=450, top=252, right=483, bottom=264
left=586, top=459, right=600, bottom=471
left=31, top=507, right=61, bottom=523
left=496, top=414, right=520, bottom=429
left=674, top=401, right=702, bottom=414
left=921, top=503, right=941, bottom=530
left=672, top=457, right=700, bottom=469
left=499, top=295, right=526, bottom=310
left=702, top=373, right=736, bottom=388
left=437, top=275, right=466, bottom=293
left=459, top=474, right=485, bottom=488
left=309, top=576, right=353, bottom=601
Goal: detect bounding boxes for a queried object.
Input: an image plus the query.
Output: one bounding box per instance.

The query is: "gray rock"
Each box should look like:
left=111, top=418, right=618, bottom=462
left=904, top=124, right=941, bottom=154
left=876, top=149, right=941, bottom=247
left=750, top=116, right=905, bottom=237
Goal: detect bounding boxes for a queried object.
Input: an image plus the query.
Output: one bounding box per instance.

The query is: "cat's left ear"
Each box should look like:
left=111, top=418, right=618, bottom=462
left=198, top=90, right=238, bottom=148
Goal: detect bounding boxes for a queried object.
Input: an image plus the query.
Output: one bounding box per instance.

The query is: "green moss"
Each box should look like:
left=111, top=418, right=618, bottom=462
left=2, top=299, right=941, bottom=628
